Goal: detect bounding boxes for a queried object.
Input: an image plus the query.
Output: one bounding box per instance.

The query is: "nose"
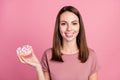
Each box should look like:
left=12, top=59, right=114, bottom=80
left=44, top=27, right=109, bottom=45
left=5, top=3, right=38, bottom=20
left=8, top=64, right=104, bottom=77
left=67, top=24, right=72, bottom=31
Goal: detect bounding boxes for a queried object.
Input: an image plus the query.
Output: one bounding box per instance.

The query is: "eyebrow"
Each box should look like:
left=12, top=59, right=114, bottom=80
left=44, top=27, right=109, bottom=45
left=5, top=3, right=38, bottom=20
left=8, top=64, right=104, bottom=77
left=60, top=20, right=79, bottom=22
left=72, top=20, right=79, bottom=22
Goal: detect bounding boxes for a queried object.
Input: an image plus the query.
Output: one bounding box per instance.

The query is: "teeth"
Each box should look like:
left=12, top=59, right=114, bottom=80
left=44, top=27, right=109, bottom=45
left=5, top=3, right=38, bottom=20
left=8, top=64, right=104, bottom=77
left=16, top=45, right=32, bottom=55
left=65, top=33, right=73, bottom=37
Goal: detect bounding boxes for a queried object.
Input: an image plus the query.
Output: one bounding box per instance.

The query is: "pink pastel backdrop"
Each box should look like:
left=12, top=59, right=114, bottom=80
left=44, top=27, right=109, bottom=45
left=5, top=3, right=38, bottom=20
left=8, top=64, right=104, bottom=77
left=0, top=0, right=120, bottom=80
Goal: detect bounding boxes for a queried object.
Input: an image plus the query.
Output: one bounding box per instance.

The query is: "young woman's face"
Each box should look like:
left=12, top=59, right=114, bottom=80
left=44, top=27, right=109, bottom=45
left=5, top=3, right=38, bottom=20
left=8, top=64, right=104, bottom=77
left=59, top=11, right=80, bottom=42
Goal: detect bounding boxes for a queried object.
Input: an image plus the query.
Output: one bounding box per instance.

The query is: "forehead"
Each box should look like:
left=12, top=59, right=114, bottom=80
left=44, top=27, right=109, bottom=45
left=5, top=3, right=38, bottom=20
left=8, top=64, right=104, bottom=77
left=60, top=11, right=79, bottom=21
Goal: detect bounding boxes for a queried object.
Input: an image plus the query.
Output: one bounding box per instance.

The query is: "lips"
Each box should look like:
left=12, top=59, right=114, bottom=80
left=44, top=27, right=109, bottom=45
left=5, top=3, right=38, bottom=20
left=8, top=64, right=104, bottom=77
left=65, top=32, right=74, bottom=37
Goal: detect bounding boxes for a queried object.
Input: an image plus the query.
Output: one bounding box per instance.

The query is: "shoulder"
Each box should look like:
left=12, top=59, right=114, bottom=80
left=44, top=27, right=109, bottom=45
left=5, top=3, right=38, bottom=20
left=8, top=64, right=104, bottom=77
left=88, top=48, right=95, bottom=53
left=88, top=48, right=96, bottom=55
left=43, top=48, right=52, bottom=58
left=44, top=48, right=52, bottom=54
left=41, top=48, right=52, bottom=61
left=88, top=48, right=97, bottom=60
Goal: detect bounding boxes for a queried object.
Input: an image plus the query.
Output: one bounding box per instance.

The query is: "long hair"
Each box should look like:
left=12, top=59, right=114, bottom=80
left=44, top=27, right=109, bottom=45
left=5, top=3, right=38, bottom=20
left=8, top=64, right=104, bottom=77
left=52, top=6, right=89, bottom=63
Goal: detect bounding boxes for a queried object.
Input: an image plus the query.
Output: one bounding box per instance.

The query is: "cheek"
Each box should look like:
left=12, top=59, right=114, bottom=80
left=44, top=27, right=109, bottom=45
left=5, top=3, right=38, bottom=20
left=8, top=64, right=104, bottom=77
left=60, top=26, right=66, bottom=33
left=59, top=27, right=64, bottom=36
left=75, top=26, right=80, bottom=33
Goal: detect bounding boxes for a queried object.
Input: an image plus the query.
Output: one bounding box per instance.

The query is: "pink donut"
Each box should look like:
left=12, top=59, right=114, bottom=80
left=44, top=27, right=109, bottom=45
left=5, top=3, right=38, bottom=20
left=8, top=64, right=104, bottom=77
left=16, top=45, right=33, bottom=57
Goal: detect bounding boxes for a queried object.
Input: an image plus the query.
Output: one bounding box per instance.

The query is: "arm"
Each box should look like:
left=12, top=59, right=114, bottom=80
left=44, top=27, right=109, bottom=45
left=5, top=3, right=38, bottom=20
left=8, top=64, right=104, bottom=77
left=35, top=65, right=46, bottom=80
left=88, top=72, right=98, bottom=80
left=35, top=65, right=50, bottom=80
left=43, top=71, right=50, bottom=80
left=17, top=48, right=49, bottom=80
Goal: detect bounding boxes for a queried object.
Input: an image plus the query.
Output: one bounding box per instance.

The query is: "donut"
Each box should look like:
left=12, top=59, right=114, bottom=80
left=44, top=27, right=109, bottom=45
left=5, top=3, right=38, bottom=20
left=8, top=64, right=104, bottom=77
left=16, top=45, right=33, bottom=57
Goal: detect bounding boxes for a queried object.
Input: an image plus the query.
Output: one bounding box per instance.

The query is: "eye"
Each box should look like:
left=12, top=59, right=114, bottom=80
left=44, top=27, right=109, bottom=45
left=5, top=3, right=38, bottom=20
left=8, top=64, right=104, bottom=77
left=60, top=22, right=66, bottom=26
left=72, top=22, right=78, bottom=25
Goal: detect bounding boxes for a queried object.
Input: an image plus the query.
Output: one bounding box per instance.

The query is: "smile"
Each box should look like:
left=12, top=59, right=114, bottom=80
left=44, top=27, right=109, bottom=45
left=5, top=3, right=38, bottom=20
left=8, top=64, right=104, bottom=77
left=65, top=33, right=74, bottom=37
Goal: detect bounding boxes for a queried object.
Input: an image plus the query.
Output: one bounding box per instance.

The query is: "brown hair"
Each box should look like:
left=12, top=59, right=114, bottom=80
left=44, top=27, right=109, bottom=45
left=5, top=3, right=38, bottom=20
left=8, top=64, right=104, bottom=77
left=52, top=6, right=89, bottom=63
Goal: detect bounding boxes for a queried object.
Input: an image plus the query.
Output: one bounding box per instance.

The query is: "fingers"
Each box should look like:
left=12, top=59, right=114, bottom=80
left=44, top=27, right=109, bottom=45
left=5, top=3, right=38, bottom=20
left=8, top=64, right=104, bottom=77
left=31, top=50, right=36, bottom=57
left=16, top=45, right=40, bottom=67
left=17, top=54, right=25, bottom=64
left=19, top=54, right=38, bottom=67
left=17, top=53, right=34, bottom=65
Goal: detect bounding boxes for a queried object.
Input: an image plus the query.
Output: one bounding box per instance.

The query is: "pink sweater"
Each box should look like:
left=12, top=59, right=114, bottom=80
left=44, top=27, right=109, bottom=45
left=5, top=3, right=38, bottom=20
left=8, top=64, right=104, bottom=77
left=40, top=48, right=99, bottom=80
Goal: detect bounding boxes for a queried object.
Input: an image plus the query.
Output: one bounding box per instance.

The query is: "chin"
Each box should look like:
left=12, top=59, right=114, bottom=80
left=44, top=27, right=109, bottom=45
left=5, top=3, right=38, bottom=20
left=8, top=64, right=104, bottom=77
left=64, top=37, right=76, bottom=42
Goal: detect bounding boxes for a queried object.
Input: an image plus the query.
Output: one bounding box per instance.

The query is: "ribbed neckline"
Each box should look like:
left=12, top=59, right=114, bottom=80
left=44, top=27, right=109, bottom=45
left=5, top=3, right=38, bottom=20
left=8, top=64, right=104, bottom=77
left=61, top=51, right=79, bottom=56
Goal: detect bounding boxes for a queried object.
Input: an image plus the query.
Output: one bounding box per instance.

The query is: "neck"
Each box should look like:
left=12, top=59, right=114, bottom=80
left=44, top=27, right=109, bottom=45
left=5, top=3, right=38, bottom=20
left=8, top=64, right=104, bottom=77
left=61, top=40, right=79, bottom=54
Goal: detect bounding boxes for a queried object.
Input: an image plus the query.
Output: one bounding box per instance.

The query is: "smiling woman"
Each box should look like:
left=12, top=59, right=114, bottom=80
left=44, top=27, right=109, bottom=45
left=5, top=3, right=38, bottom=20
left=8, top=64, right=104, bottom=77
left=17, top=6, right=99, bottom=80
left=59, top=11, right=80, bottom=43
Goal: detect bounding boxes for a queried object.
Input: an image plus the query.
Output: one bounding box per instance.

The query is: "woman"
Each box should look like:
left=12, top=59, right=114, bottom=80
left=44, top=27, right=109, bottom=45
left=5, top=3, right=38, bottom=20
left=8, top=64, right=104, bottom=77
left=17, top=6, right=99, bottom=80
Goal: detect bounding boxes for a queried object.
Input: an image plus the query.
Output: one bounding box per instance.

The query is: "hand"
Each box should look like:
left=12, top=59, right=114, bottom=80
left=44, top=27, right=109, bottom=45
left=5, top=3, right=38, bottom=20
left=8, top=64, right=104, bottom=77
left=16, top=45, right=41, bottom=68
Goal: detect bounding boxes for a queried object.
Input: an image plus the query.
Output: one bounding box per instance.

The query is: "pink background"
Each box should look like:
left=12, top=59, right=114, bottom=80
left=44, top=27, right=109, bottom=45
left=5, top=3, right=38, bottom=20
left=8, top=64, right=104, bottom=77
left=0, top=0, right=120, bottom=80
